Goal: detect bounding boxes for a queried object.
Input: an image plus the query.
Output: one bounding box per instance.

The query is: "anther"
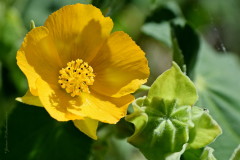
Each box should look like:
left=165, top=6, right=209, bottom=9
left=58, top=59, right=95, bottom=97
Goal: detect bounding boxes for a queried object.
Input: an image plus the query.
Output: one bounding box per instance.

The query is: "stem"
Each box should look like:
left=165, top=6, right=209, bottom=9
left=134, top=85, right=150, bottom=95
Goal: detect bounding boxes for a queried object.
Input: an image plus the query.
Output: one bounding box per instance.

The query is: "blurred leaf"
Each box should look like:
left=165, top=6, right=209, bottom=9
left=90, top=124, right=144, bottom=160
left=180, top=1, right=211, bottom=29
left=141, top=21, right=186, bottom=71
left=0, top=5, right=25, bottom=48
left=0, top=4, right=27, bottom=95
left=105, top=136, right=145, bottom=160
left=182, top=147, right=217, bottom=160
left=182, top=0, right=240, bottom=53
left=230, top=145, right=240, bottom=160
left=148, top=62, right=198, bottom=106
left=146, top=7, right=175, bottom=23
left=91, top=0, right=109, bottom=8
left=171, top=28, right=185, bottom=72
left=0, top=61, right=2, bottom=91
left=194, top=39, right=240, bottom=160
left=144, top=1, right=200, bottom=75
left=171, top=23, right=200, bottom=76
left=112, top=3, right=146, bottom=39
left=142, top=22, right=171, bottom=48
left=0, top=104, right=93, bottom=160
left=0, top=5, right=24, bottom=63
left=92, top=0, right=131, bottom=17
left=145, top=1, right=180, bottom=23
left=142, top=19, right=199, bottom=74
left=21, top=0, right=92, bottom=28
left=90, top=138, right=108, bottom=160
left=0, top=4, right=27, bottom=129
left=115, top=118, right=135, bottom=139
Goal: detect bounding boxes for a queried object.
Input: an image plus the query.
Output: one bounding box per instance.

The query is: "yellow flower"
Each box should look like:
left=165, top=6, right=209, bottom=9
left=16, top=3, right=149, bottom=139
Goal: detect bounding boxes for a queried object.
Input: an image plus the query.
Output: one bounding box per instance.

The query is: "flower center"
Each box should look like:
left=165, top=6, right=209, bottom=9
left=58, top=59, right=95, bottom=97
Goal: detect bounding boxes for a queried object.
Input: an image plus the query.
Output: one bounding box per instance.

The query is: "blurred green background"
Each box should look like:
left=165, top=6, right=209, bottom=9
left=0, top=0, right=240, bottom=160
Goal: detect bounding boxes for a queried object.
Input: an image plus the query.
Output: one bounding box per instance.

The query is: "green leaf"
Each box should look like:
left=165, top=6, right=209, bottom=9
left=142, top=22, right=172, bottom=48
left=194, top=39, right=240, bottom=160
left=188, top=106, right=222, bottom=149
left=145, top=1, right=181, bottom=23
left=171, top=23, right=200, bottom=76
left=182, top=147, right=217, bottom=160
left=126, top=97, right=192, bottom=160
left=141, top=21, right=186, bottom=71
left=0, top=103, right=93, bottom=160
left=230, top=145, right=240, bottom=160
left=0, top=5, right=25, bottom=47
left=148, top=62, right=198, bottom=106
left=171, top=28, right=185, bottom=72
left=142, top=2, right=200, bottom=74
left=0, top=4, right=27, bottom=95
left=105, top=136, right=146, bottom=160
left=141, top=21, right=199, bottom=75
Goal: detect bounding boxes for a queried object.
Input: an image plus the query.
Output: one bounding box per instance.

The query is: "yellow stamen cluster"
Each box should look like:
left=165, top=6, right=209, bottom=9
left=58, top=59, right=95, bottom=97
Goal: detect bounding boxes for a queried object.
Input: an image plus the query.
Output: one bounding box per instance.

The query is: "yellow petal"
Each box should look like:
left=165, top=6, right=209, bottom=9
left=16, top=26, right=61, bottom=95
left=36, top=78, right=83, bottom=121
left=37, top=76, right=132, bottom=123
left=68, top=92, right=134, bottom=124
left=90, top=31, right=150, bottom=97
left=44, top=4, right=113, bottom=64
left=73, top=118, right=98, bottom=140
left=16, top=90, right=42, bottom=107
